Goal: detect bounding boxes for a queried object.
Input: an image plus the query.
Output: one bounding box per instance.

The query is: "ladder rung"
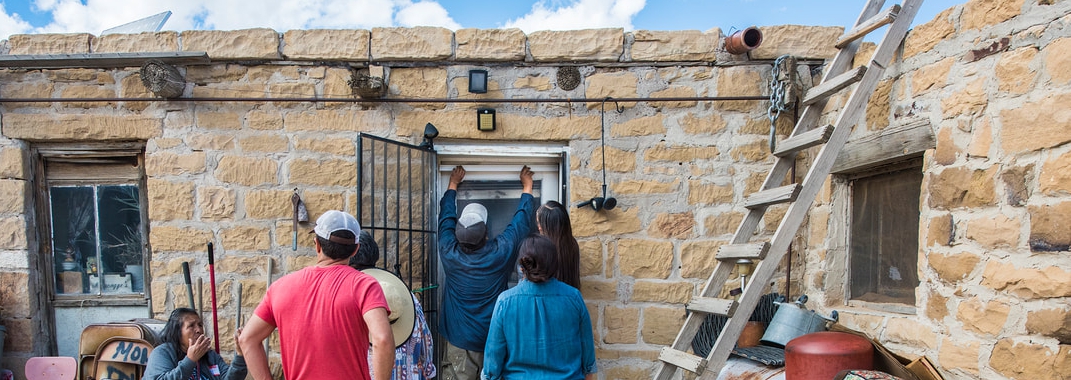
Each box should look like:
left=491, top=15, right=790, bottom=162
left=687, top=296, right=738, bottom=317
left=743, top=184, right=801, bottom=209
left=774, top=125, right=834, bottom=157
left=836, top=4, right=902, bottom=48
left=801, top=66, right=867, bottom=106
left=659, top=347, right=707, bottom=374
left=716, top=242, right=770, bottom=261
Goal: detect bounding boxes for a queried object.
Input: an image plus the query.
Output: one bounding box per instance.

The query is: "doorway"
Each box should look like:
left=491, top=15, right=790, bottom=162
left=436, top=144, right=568, bottom=287
left=355, top=136, right=568, bottom=373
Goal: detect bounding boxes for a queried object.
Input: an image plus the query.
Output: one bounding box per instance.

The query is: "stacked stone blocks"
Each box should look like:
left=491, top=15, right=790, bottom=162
left=0, top=0, right=1069, bottom=378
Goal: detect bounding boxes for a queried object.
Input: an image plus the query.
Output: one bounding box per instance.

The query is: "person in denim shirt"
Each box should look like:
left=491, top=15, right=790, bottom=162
left=438, top=165, right=534, bottom=380
left=482, top=235, right=597, bottom=380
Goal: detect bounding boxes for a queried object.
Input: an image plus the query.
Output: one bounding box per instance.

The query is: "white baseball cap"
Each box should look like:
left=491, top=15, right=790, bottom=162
left=456, top=203, right=488, bottom=248
left=458, top=203, right=487, bottom=227
left=311, top=210, right=361, bottom=245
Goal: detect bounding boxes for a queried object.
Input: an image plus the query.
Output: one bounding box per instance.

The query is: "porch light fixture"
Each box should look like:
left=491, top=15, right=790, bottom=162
left=477, top=108, right=496, bottom=132
left=419, top=123, right=439, bottom=150
left=577, top=97, right=622, bottom=212
left=468, top=69, right=488, bottom=93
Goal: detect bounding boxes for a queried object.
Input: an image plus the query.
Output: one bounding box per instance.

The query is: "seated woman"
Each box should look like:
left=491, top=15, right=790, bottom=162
left=482, top=235, right=597, bottom=380
left=143, top=307, right=247, bottom=380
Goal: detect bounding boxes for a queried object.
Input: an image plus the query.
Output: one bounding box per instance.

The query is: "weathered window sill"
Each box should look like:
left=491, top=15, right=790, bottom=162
left=53, top=295, right=148, bottom=308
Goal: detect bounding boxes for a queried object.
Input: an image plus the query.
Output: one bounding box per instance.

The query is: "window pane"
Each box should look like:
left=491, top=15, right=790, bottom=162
left=50, top=184, right=143, bottom=295
left=50, top=186, right=97, bottom=294
left=849, top=167, right=922, bottom=305
left=98, top=185, right=143, bottom=293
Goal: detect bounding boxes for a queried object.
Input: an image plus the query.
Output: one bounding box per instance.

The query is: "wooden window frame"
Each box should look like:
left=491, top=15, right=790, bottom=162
left=825, top=119, right=934, bottom=314
left=32, top=143, right=152, bottom=308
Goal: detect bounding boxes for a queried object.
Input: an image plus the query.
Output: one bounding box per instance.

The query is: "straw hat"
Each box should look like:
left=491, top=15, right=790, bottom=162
left=361, top=268, right=415, bottom=347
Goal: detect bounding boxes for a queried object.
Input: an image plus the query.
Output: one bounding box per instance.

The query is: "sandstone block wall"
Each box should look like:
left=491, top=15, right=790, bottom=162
left=1, top=1, right=1068, bottom=379
left=799, top=1, right=1071, bottom=379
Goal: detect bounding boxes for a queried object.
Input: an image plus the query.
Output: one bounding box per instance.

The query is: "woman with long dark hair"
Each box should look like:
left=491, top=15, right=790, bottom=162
left=482, top=235, right=597, bottom=380
left=537, top=200, right=581, bottom=289
left=143, top=308, right=247, bottom=380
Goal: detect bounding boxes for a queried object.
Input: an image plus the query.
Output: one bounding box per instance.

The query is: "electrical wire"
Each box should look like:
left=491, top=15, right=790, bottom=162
left=0, top=95, right=769, bottom=104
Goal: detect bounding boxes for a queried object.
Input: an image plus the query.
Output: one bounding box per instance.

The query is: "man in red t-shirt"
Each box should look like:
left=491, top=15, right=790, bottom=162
left=239, top=210, right=394, bottom=380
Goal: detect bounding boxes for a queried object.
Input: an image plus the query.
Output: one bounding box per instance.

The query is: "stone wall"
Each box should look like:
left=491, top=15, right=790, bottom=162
left=0, top=24, right=839, bottom=379
left=0, top=1, right=1068, bottom=379
left=799, top=0, right=1071, bottom=379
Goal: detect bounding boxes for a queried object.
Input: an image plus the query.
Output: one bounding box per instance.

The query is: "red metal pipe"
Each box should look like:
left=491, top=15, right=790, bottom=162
left=726, top=26, right=764, bottom=55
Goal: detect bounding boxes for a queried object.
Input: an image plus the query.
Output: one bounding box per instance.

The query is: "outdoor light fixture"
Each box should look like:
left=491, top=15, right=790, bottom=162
left=736, top=259, right=754, bottom=289
left=468, top=69, right=488, bottom=93
left=577, top=97, right=622, bottom=212
left=419, top=123, right=439, bottom=150
left=477, top=108, right=496, bottom=132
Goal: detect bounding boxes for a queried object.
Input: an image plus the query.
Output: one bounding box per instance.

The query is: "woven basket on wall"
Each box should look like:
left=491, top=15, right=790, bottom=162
left=139, top=60, right=185, bottom=98
left=349, top=73, right=386, bottom=99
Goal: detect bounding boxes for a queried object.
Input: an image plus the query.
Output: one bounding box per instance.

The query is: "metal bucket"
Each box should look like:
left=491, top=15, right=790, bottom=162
left=759, top=295, right=838, bottom=347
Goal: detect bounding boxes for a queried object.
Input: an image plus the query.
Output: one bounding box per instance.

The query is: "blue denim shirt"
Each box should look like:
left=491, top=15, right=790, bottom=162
left=482, top=279, right=597, bottom=380
left=438, top=189, right=534, bottom=351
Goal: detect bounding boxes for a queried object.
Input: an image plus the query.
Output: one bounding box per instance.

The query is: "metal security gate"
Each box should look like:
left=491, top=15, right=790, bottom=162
left=355, top=133, right=439, bottom=357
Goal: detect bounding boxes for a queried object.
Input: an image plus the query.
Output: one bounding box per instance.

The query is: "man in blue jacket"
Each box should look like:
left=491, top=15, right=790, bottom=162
left=438, top=165, right=534, bottom=380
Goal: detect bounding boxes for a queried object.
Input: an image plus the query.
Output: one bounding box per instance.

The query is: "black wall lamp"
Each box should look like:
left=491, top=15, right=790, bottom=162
left=419, top=123, right=439, bottom=150
left=469, top=69, right=488, bottom=94
left=578, top=97, right=623, bottom=211
left=477, top=108, right=496, bottom=131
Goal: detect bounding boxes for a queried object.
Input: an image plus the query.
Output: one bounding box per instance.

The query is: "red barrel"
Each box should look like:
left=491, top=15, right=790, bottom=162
left=785, top=331, right=874, bottom=380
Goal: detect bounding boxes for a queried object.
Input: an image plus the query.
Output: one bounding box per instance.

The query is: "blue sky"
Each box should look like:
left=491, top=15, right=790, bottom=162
left=1, top=0, right=964, bottom=41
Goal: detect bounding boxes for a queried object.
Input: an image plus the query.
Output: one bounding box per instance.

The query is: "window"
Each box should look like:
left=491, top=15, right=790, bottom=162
left=847, top=159, right=922, bottom=306
left=50, top=183, right=144, bottom=295
left=35, top=144, right=151, bottom=357
left=41, top=150, right=147, bottom=297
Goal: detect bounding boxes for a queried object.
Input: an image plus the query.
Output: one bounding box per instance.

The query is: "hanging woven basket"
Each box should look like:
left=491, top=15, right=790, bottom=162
left=139, top=60, right=185, bottom=98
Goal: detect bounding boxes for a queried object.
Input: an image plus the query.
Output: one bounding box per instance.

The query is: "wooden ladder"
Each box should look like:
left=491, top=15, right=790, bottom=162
left=653, top=0, right=924, bottom=379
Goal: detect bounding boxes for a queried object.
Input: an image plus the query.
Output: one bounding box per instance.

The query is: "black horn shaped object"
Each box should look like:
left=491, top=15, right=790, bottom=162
left=577, top=98, right=623, bottom=212
left=577, top=196, right=618, bottom=211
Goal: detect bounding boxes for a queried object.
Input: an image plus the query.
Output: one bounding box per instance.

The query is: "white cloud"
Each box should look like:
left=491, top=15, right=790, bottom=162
left=0, top=4, right=34, bottom=39
left=3, top=0, right=459, bottom=40
left=503, top=0, right=646, bottom=33
left=1, top=0, right=647, bottom=41
left=394, top=1, right=461, bottom=29
left=310, top=0, right=399, bottom=29
left=31, top=0, right=206, bottom=35
left=192, top=0, right=329, bottom=31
